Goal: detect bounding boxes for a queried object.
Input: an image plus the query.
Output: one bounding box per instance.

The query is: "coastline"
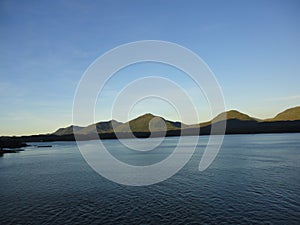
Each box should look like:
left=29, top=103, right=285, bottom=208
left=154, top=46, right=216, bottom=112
left=1, top=119, right=300, bottom=150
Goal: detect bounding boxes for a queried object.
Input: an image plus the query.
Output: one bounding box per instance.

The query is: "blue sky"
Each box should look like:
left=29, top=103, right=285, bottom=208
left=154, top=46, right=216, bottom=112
left=0, top=0, right=299, bottom=135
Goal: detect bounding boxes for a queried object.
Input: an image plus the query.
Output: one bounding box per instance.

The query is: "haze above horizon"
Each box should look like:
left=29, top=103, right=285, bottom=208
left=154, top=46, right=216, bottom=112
left=1, top=0, right=300, bottom=135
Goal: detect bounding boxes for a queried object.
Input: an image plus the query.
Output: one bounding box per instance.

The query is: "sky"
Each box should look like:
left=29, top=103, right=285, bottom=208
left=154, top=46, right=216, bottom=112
left=0, top=0, right=299, bottom=135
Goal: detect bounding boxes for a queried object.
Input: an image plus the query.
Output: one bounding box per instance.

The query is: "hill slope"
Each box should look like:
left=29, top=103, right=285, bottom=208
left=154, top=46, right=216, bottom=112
left=53, top=125, right=84, bottom=136
left=269, top=106, right=300, bottom=121
left=197, top=110, right=258, bottom=127
left=79, top=120, right=123, bottom=134
left=213, top=110, right=257, bottom=122
left=115, top=113, right=186, bottom=132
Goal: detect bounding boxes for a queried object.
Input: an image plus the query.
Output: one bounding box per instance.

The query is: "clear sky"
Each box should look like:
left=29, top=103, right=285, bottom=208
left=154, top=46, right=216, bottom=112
left=0, top=0, right=299, bottom=135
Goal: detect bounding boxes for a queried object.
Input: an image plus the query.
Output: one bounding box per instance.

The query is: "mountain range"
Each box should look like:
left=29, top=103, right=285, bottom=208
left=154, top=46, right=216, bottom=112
left=52, top=106, right=300, bottom=136
left=1, top=106, right=300, bottom=149
left=0, top=106, right=300, bottom=149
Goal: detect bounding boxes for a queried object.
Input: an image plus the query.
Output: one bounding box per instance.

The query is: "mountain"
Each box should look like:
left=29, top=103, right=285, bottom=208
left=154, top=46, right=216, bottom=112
left=51, top=106, right=300, bottom=137
left=53, top=125, right=84, bottom=136
left=195, top=110, right=258, bottom=128
left=114, top=113, right=186, bottom=132
left=2, top=106, right=300, bottom=146
left=53, top=120, right=123, bottom=136
left=52, top=113, right=185, bottom=136
left=268, top=106, right=300, bottom=121
left=213, top=110, right=258, bottom=122
left=79, top=120, right=123, bottom=135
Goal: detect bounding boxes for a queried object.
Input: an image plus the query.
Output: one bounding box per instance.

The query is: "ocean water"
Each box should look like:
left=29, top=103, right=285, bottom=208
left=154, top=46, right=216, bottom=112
left=0, top=133, right=299, bottom=224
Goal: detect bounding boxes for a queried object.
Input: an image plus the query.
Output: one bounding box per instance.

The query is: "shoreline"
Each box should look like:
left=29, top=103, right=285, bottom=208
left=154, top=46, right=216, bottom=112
left=1, top=119, right=300, bottom=149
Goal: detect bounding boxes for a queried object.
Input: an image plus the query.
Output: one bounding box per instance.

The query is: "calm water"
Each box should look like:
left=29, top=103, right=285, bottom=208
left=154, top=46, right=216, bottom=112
left=0, top=133, right=299, bottom=224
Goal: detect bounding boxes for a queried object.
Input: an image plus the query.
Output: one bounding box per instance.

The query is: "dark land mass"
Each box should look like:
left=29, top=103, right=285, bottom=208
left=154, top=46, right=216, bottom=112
left=1, top=106, right=300, bottom=150
left=0, top=137, right=28, bottom=156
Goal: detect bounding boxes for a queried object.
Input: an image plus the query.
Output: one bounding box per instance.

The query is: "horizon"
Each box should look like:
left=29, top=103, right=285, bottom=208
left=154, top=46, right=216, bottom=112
left=17, top=105, right=300, bottom=136
left=1, top=0, right=300, bottom=135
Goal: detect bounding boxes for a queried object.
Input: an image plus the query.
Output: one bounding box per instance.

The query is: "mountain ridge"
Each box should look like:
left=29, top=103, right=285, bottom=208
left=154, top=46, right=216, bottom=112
left=267, top=106, right=300, bottom=121
left=52, top=106, right=300, bottom=135
left=1, top=106, right=300, bottom=148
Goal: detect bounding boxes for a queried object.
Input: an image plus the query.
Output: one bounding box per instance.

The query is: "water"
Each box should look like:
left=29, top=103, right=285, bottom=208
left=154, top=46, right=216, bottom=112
left=0, top=133, right=299, bottom=224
